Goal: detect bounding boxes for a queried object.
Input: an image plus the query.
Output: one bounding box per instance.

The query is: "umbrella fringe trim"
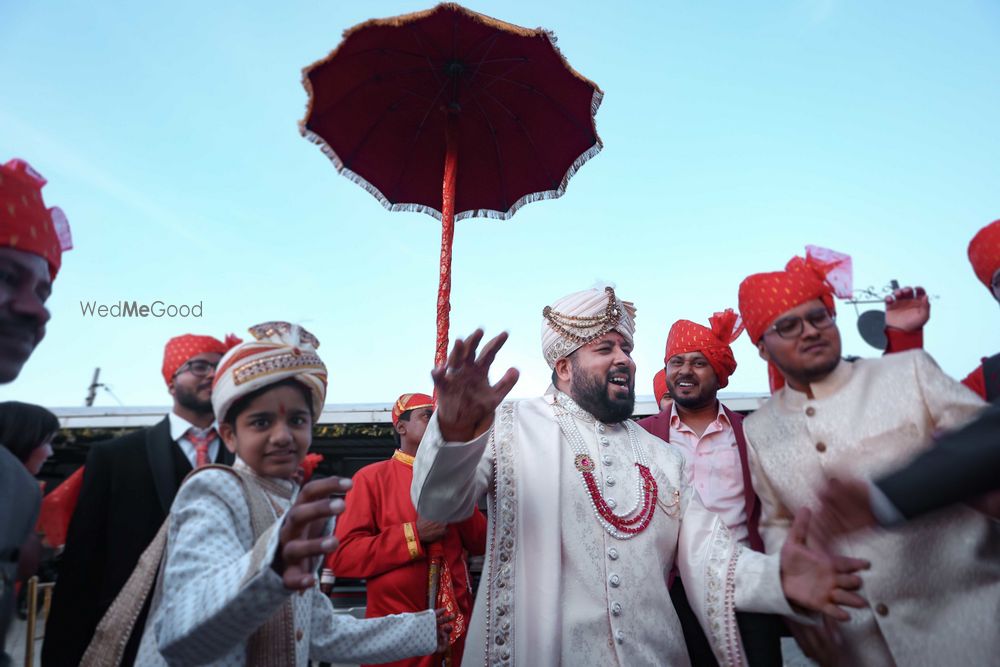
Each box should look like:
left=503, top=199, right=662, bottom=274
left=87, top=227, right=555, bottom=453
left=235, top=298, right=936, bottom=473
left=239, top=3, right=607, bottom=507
left=300, top=86, right=604, bottom=223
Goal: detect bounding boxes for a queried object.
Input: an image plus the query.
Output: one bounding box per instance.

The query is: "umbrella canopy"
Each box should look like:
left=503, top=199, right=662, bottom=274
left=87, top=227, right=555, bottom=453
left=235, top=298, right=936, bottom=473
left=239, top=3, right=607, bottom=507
left=301, top=2, right=603, bottom=364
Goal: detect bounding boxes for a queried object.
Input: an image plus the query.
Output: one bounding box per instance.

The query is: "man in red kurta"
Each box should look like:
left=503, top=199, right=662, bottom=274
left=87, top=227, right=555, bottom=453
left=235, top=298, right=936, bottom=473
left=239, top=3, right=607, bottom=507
left=326, top=393, right=487, bottom=667
left=881, top=218, right=1000, bottom=401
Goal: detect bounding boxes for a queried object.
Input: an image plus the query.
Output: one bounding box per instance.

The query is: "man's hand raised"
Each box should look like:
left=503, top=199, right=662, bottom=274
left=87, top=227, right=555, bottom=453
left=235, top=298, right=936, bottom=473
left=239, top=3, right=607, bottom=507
left=432, top=329, right=519, bottom=442
left=884, top=285, right=930, bottom=332
left=779, top=508, right=870, bottom=621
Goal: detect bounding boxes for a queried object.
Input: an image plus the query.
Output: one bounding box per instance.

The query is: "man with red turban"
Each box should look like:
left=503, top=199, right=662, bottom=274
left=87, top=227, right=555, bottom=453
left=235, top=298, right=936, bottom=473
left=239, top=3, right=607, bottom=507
left=738, top=246, right=999, bottom=666
left=0, top=158, right=72, bottom=383
left=44, top=332, right=240, bottom=667
left=325, top=392, right=486, bottom=667
left=876, top=219, right=1000, bottom=401
left=0, top=157, right=73, bottom=664
left=638, top=309, right=782, bottom=667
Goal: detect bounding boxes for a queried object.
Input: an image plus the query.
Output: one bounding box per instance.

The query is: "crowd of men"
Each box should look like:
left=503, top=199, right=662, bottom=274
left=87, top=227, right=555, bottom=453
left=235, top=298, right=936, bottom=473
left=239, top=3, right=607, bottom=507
left=2, top=153, right=998, bottom=667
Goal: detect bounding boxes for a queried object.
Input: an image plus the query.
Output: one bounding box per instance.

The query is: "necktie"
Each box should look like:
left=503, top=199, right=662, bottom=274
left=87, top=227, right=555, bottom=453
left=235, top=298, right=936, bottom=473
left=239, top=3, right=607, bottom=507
left=186, top=427, right=217, bottom=468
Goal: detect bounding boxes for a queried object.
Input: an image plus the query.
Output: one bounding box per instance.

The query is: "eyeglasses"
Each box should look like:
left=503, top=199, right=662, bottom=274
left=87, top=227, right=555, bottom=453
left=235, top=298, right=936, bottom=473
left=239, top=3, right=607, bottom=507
left=174, top=359, right=218, bottom=378
left=766, top=308, right=836, bottom=340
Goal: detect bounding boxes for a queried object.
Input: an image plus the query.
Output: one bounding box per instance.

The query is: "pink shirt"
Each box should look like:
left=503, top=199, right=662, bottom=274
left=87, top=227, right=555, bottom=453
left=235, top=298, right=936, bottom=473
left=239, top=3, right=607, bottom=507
left=669, top=402, right=748, bottom=543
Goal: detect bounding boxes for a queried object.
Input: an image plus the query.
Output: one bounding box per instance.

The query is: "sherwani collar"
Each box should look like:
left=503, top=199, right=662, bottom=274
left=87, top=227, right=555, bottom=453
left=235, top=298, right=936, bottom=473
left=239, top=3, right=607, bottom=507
left=779, top=358, right=854, bottom=409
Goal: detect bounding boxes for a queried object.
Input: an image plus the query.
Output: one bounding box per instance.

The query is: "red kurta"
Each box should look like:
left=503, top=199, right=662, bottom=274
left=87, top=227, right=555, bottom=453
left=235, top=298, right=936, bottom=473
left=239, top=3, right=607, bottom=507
left=328, top=452, right=486, bottom=667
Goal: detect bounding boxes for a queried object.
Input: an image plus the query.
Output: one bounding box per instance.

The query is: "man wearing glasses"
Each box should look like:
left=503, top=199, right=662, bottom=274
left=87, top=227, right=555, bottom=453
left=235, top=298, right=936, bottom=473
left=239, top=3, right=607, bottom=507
left=44, top=333, right=240, bottom=667
left=735, top=247, right=998, bottom=666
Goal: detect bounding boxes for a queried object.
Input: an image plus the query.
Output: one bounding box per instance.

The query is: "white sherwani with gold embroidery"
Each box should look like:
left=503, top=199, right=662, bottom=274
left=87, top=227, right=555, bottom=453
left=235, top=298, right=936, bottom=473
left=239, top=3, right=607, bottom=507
left=745, top=350, right=1000, bottom=666
left=413, top=393, right=801, bottom=667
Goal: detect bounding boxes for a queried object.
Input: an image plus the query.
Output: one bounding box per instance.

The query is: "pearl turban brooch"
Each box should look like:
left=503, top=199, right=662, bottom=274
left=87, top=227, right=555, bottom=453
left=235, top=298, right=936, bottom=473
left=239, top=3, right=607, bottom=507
left=540, top=286, right=636, bottom=369
left=212, top=321, right=327, bottom=423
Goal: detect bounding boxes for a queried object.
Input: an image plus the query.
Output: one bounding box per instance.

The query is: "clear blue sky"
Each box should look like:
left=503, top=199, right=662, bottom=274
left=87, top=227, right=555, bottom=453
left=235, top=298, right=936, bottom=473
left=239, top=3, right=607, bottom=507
left=2, top=0, right=998, bottom=408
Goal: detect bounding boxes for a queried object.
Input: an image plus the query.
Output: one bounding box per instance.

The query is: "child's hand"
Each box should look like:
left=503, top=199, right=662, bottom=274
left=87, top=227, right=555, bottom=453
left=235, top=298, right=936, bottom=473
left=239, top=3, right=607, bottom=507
left=272, top=475, right=352, bottom=591
left=434, top=608, right=455, bottom=653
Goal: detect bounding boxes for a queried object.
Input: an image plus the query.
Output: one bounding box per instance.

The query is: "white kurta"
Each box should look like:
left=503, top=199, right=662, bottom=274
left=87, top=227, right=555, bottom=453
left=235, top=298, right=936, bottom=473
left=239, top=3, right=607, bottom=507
left=412, top=393, right=798, bottom=667
left=136, top=460, right=438, bottom=666
left=745, top=350, right=1000, bottom=667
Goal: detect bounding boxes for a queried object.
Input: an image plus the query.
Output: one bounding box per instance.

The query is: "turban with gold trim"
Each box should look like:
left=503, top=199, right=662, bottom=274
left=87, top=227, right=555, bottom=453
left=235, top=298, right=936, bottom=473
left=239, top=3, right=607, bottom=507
left=392, top=392, right=434, bottom=425
left=541, top=286, right=636, bottom=369
left=212, top=322, right=327, bottom=423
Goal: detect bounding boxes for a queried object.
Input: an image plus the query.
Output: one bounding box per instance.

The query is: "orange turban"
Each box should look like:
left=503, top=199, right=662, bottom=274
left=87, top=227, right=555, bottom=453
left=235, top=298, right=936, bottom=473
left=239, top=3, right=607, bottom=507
left=738, top=246, right=853, bottom=343
left=392, top=392, right=434, bottom=425
left=652, top=369, right=668, bottom=405
left=0, top=159, right=72, bottom=280
left=968, top=219, right=1000, bottom=293
left=739, top=246, right=853, bottom=392
left=664, top=308, right=744, bottom=389
left=162, top=333, right=242, bottom=385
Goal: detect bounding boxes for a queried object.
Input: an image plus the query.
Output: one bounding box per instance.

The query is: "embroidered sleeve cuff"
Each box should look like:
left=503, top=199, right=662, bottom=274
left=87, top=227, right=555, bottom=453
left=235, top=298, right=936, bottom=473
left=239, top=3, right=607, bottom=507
left=734, top=550, right=814, bottom=625
left=403, top=522, right=423, bottom=560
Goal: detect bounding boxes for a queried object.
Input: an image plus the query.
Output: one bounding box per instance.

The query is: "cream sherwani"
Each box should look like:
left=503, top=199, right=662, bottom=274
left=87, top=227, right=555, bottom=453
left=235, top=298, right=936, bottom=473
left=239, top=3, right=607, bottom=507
left=745, top=350, right=1000, bottom=666
left=413, top=393, right=801, bottom=667
left=136, top=461, right=438, bottom=666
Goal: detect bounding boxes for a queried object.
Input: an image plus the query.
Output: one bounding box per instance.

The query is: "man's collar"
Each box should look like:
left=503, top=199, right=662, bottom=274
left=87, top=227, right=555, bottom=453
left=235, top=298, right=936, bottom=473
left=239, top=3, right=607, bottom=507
left=669, top=400, right=728, bottom=429
left=168, top=411, right=219, bottom=442
left=780, top=359, right=853, bottom=407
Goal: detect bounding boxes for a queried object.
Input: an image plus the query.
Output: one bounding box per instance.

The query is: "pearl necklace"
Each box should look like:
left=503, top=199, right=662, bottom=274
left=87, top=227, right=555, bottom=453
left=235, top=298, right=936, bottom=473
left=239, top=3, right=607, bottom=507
left=553, top=392, right=658, bottom=540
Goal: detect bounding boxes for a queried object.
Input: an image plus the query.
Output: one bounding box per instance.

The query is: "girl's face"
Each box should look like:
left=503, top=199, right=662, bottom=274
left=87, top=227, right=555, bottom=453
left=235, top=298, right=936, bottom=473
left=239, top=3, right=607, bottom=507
left=25, top=432, right=54, bottom=475
left=219, top=384, right=313, bottom=479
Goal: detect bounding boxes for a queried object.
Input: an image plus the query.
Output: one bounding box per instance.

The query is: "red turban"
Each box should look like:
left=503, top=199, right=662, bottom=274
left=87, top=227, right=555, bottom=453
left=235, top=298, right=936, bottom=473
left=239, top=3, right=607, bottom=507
left=652, top=368, right=668, bottom=405
left=738, top=246, right=853, bottom=392
left=392, top=392, right=434, bottom=425
left=739, top=246, right=853, bottom=343
left=162, top=333, right=242, bottom=385
left=968, top=219, right=1000, bottom=292
left=664, top=308, right=744, bottom=389
left=0, top=159, right=73, bottom=280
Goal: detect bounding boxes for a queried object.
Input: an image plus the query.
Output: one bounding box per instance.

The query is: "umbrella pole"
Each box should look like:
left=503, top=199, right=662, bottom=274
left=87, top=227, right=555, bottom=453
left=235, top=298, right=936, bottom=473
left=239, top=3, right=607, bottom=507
left=435, top=115, right=458, bottom=370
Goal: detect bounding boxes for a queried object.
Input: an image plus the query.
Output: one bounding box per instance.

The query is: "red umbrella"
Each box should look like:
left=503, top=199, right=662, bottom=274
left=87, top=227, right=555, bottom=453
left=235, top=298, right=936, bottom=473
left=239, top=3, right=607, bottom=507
left=300, top=2, right=603, bottom=367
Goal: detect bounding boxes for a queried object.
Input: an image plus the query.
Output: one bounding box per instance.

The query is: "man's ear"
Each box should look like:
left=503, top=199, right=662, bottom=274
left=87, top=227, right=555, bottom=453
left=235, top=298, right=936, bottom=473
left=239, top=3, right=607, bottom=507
left=555, top=357, right=572, bottom=385
left=218, top=421, right=238, bottom=454
left=167, top=380, right=177, bottom=398
left=394, top=421, right=407, bottom=438
left=756, top=339, right=771, bottom=363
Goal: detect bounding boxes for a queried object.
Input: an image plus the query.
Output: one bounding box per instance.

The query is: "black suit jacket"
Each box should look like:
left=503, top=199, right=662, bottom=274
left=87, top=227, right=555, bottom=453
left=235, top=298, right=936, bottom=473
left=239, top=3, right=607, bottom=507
left=42, top=416, right=232, bottom=667
left=877, top=404, right=1000, bottom=520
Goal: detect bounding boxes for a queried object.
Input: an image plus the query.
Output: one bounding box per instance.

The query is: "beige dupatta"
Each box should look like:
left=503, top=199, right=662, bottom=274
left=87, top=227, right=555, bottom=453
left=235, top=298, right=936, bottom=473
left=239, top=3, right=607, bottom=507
left=80, top=464, right=296, bottom=667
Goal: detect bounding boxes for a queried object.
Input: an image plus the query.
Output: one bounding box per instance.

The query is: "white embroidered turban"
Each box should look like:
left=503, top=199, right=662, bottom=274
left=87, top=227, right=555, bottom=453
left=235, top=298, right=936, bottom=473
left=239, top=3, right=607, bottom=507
left=541, top=286, right=637, bottom=369
left=212, top=321, right=328, bottom=423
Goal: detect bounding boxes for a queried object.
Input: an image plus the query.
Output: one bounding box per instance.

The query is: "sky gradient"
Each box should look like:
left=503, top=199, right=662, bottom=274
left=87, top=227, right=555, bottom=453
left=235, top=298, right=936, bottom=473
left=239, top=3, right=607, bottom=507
left=2, top=0, right=998, bottom=408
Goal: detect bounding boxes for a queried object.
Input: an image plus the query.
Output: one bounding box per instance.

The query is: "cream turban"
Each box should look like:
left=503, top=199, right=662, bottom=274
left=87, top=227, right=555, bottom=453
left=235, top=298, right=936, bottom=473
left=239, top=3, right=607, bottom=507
left=541, top=286, right=637, bottom=369
left=212, top=321, right=328, bottom=423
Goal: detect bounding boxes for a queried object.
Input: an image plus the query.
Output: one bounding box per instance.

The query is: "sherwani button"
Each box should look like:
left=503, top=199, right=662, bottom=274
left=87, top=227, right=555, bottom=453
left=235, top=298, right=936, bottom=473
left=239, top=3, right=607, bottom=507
left=607, top=498, right=617, bottom=509
left=602, top=455, right=613, bottom=465
left=600, top=436, right=610, bottom=446
left=815, top=442, right=827, bottom=453
left=598, top=423, right=606, bottom=433
left=295, top=629, right=303, bottom=641
left=609, top=574, right=621, bottom=587
left=608, top=547, right=619, bottom=560
left=805, top=406, right=816, bottom=417
left=611, top=602, right=622, bottom=616
left=876, top=603, right=889, bottom=616
left=615, top=630, right=625, bottom=644
left=606, top=476, right=616, bottom=486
